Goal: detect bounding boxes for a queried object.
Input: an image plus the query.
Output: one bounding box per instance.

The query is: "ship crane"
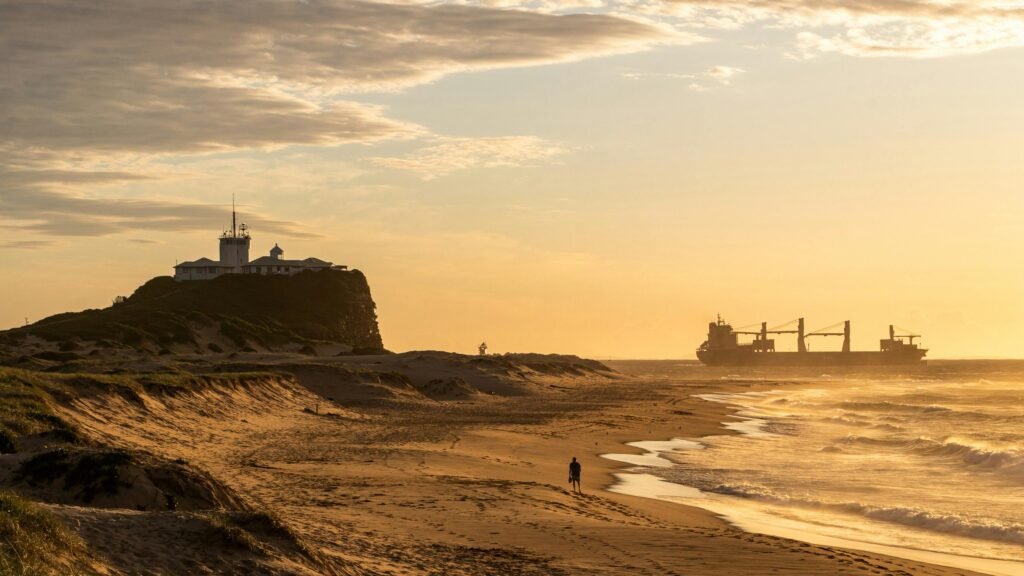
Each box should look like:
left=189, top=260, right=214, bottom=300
left=891, top=325, right=921, bottom=345
left=803, top=320, right=851, bottom=353
left=732, top=318, right=809, bottom=352
left=697, top=315, right=927, bottom=366
left=734, top=318, right=852, bottom=353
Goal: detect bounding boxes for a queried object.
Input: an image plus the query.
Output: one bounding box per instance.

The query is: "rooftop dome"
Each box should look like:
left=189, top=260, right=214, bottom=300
left=270, top=243, right=284, bottom=259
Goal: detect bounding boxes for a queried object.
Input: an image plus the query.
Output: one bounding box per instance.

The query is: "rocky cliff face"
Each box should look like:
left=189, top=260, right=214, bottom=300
left=3, top=270, right=384, bottom=356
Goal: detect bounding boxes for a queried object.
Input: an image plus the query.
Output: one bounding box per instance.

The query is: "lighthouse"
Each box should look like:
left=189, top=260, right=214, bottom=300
left=218, top=197, right=250, bottom=272
left=173, top=198, right=345, bottom=280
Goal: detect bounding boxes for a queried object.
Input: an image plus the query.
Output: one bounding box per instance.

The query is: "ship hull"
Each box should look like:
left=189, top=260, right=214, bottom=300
left=697, top=349, right=926, bottom=367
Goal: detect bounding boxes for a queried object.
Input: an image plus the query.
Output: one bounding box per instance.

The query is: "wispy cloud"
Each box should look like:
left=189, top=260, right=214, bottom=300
left=6, top=0, right=1007, bottom=245
left=0, top=241, right=55, bottom=250
left=2, top=2, right=671, bottom=156
left=0, top=160, right=319, bottom=239
left=651, top=0, right=1024, bottom=58
left=624, top=64, right=743, bottom=88
left=705, top=65, right=744, bottom=83
left=369, top=136, right=568, bottom=179
left=0, top=190, right=321, bottom=239
left=662, top=64, right=745, bottom=91
left=0, top=0, right=672, bottom=240
left=459, top=0, right=1024, bottom=59
left=623, top=71, right=697, bottom=80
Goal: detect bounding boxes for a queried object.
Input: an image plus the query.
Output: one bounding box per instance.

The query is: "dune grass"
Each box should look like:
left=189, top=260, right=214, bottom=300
left=16, top=448, right=134, bottom=504
left=0, top=489, right=90, bottom=575
left=0, top=368, right=326, bottom=574
left=207, top=510, right=328, bottom=566
left=0, top=370, right=80, bottom=453
left=0, top=367, right=282, bottom=453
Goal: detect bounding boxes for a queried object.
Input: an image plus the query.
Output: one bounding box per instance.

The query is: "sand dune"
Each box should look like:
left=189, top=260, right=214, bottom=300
left=0, top=353, right=987, bottom=574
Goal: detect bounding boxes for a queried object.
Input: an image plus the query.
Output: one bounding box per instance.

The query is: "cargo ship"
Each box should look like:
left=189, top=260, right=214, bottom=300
left=696, top=316, right=927, bottom=366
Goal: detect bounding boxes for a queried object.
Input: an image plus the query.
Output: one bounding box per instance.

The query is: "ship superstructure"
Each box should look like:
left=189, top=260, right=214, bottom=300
left=696, top=316, right=926, bottom=366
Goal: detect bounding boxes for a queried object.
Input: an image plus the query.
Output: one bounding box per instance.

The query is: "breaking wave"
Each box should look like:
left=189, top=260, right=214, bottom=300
left=833, top=435, right=1024, bottom=472
left=641, top=364, right=1024, bottom=565
left=705, top=483, right=1024, bottom=545
left=836, top=401, right=952, bottom=414
left=910, top=438, right=1024, bottom=472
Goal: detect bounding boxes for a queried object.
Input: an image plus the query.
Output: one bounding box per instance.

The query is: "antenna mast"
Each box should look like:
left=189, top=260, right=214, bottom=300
left=232, top=194, right=237, bottom=237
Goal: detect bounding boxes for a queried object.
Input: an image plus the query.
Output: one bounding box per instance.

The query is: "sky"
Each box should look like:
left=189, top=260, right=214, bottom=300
left=2, top=0, right=1023, bottom=358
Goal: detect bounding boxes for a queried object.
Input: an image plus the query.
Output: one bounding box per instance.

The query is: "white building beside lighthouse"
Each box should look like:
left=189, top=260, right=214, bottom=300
left=173, top=206, right=344, bottom=281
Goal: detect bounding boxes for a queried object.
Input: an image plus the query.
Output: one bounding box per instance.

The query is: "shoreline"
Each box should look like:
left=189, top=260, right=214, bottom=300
left=7, top=354, right=1002, bottom=574
left=596, top=379, right=1024, bottom=576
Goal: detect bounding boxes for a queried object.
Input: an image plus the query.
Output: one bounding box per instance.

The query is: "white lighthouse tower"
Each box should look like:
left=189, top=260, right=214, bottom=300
left=218, top=196, right=250, bottom=272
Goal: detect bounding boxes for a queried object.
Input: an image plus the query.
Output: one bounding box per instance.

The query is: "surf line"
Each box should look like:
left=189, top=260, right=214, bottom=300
left=599, top=436, right=1024, bottom=576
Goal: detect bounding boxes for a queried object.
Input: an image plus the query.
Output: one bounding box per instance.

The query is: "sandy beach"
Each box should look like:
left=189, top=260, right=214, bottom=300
left=6, top=354, right=982, bottom=575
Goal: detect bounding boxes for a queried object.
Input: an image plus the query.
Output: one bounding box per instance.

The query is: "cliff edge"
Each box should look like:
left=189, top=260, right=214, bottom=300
left=2, top=270, right=383, bottom=357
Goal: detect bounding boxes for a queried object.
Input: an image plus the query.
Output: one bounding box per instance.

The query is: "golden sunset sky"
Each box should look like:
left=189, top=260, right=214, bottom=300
left=2, top=0, right=1023, bottom=358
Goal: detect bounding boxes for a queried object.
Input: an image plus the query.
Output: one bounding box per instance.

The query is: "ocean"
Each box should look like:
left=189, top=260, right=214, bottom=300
left=604, top=360, right=1024, bottom=576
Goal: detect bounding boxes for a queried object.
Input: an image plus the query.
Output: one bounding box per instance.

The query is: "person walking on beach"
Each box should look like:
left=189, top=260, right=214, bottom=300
left=569, top=457, right=582, bottom=493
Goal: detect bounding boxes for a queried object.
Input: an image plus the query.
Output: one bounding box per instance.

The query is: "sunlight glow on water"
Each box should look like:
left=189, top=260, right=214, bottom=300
left=603, top=361, right=1024, bottom=576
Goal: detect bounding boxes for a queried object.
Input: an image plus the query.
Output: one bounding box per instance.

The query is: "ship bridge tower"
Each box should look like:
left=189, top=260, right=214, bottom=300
left=219, top=196, right=251, bottom=271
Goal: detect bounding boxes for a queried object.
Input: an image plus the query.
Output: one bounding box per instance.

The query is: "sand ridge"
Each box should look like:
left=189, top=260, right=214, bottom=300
left=39, top=354, right=987, bottom=575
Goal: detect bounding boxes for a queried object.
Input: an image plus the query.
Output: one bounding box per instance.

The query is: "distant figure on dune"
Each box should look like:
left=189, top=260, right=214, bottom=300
left=569, top=457, right=582, bottom=493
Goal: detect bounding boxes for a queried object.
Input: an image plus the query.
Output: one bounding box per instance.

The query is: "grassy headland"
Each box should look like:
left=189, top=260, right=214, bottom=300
left=1, top=271, right=383, bottom=358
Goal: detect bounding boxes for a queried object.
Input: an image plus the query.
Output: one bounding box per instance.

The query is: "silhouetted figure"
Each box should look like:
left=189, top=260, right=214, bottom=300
left=569, top=457, right=582, bottom=493
left=478, top=341, right=488, bottom=356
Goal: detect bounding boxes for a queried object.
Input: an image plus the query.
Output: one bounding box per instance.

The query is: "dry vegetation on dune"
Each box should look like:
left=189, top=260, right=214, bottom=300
left=0, top=370, right=80, bottom=453
left=0, top=367, right=287, bottom=452
left=0, top=355, right=979, bottom=576
left=0, top=354, right=621, bottom=575
left=0, top=367, right=346, bottom=575
left=0, top=489, right=93, bottom=575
